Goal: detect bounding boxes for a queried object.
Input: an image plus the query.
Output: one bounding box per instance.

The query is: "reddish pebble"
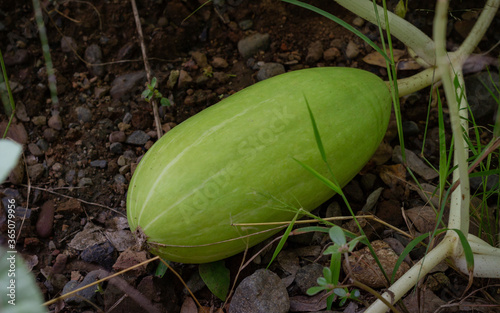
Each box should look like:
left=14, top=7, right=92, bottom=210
left=36, top=200, right=55, bottom=238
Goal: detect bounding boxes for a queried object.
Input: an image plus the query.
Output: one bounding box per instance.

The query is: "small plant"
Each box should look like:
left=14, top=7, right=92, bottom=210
left=141, top=77, right=170, bottom=107
left=307, top=226, right=364, bottom=308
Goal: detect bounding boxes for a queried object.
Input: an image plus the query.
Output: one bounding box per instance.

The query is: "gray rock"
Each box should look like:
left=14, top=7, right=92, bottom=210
left=85, top=43, right=104, bottom=76
left=212, top=57, right=229, bottom=69
left=110, top=71, right=146, bottom=99
left=75, top=106, right=92, bottom=123
left=27, top=164, right=44, bottom=182
left=239, top=19, right=253, bottom=30
left=64, top=270, right=106, bottom=305
left=256, top=63, right=285, bottom=81
left=114, top=174, right=127, bottom=184
left=90, top=160, right=107, bottom=169
left=123, top=112, right=133, bottom=124
left=126, top=130, right=150, bottom=145
left=306, top=40, right=324, bottom=64
left=238, top=33, right=270, bottom=59
left=28, top=143, right=44, bottom=157
left=294, top=263, right=324, bottom=294
left=230, top=269, right=289, bottom=313
left=470, top=175, right=499, bottom=193
left=78, top=177, right=93, bottom=187
left=43, top=128, right=58, bottom=142
left=68, top=224, right=107, bottom=251
left=465, top=71, right=500, bottom=122
left=110, top=142, right=123, bottom=154
left=80, top=241, right=115, bottom=269
left=36, top=138, right=49, bottom=152
left=61, top=36, right=77, bottom=53
left=402, top=121, right=419, bottom=137
left=178, top=70, right=193, bottom=88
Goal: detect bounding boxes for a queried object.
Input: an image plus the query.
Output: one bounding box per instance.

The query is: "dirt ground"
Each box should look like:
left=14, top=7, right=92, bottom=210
left=1, top=0, right=499, bottom=312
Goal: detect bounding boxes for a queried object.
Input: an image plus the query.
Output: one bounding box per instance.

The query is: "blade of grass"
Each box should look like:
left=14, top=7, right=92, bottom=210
left=266, top=209, right=301, bottom=269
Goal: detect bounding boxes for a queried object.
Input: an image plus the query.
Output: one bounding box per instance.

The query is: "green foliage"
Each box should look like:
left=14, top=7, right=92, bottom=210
left=306, top=226, right=363, bottom=308
left=142, top=77, right=171, bottom=106
left=198, top=260, right=230, bottom=301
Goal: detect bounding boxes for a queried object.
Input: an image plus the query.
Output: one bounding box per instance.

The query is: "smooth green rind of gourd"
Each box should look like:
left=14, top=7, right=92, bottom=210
left=127, top=67, right=391, bottom=263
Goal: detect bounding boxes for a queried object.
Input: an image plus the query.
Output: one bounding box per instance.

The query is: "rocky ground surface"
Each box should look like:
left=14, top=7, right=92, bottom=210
left=1, top=0, right=499, bottom=312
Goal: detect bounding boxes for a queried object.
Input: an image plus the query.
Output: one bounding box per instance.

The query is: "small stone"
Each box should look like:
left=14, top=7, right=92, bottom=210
left=43, top=128, right=58, bottom=142
left=110, top=142, right=123, bottom=154
left=191, top=51, right=208, bottom=68
left=78, top=177, right=93, bottom=187
left=114, top=174, right=127, bottom=184
left=4, top=49, right=29, bottom=66
left=28, top=143, right=44, bottom=157
left=32, top=116, right=47, bottom=126
left=28, top=164, right=44, bottom=182
left=167, top=70, right=180, bottom=89
left=352, top=16, right=365, bottom=27
left=402, top=121, right=419, bottom=137
left=178, top=70, right=193, bottom=88
left=52, top=162, right=63, bottom=172
left=36, top=200, right=55, bottom=238
left=75, top=106, right=92, bottom=123
left=294, top=263, right=324, bottom=294
left=85, top=44, right=104, bottom=76
left=36, top=139, right=49, bottom=152
left=81, top=241, right=116, bottom=269
left=212, top=57, right=229, bottom=69
left=238, top=33, right=270, bottom=59
left=61, top=36, right=77, bottom=53
left=110, top=71, right=146, bottom=99
left=239, top=19, right=253, bottom=30
left=118, top=165, right=130, bottom=175
left=48, top=114, right=63, bottom=130
left=126, top=130, right=151, bottom=145
left=94, top=86, right=110, bottom=98
left=158, top=16, right=168, bottom=27
left=109, top=131, right=126, bottom=143
left=346, top=40, right=360, bottom=59
left=256, top=63, right=285, bottom=81
left=323, top=47, right=340, bottom=61
left=305, top=40, right=324, bottom=64
left=65, top=170, right=76, bottom=184
left=123, top=112, right=133, bottom=124
left=230, top=269, right=289, bottom=313
left=90, top=160, right=107, bottom=169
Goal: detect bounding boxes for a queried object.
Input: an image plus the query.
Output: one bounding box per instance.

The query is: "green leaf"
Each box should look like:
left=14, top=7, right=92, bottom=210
left=307, top=285, right=327, bottom=296
left=142, top=89, right=152, bottom=99
left=292, top=157, right=342, bottom=194
left=390, top=232, right=429, bottom=283
left=322, top=267, right=332, bottom=282
left=0, top=139, right=22, bottom=183
left=394, top=0, right=406, bottom=18
left=151, top=77, right=157, bottom=88
left=451, top=229, right=474, bottom=272
left=267, top=210, right=301, bottom=268
left=154, top=259, right=170, bottom=278
left=198, top=260, right=230, bottom=301
left=329, top=226, right=346, bottom=246
left=333, top=287, right=347, bottom=297
left=0, top=246, right=47, bottom=313
left=160, top=98, right=171, bottom=106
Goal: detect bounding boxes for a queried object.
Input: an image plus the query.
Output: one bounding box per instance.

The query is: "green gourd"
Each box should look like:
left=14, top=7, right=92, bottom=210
left=127, top=67, right=391, bottom=263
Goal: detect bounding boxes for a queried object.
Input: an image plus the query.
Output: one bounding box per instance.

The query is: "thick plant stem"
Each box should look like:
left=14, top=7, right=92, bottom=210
left=434, top=0, right=470, bottom=234
left=334, top=0, right=435, bottom=65
left=365, top=235, right=455, bottom=313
